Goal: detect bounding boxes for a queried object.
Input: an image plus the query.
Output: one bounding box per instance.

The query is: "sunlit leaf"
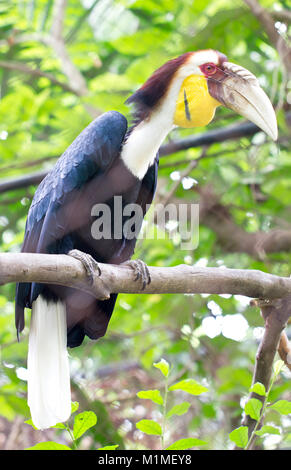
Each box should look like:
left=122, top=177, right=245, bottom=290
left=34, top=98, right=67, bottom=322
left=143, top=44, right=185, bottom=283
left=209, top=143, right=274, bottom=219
left=52, top=422, right=66, bottom=430
left=153, top=359, right=170, bottom=377
left=255, top=425, right=280, bottom=437
left=136, top=419, right=162, bottom=436
left=166, top=437, right=207, bottom=450
left=137, top=389, right=164, bottom=405
left=244, top=398, right=262, bottom=421
left=73, top=411, right=97, bottom=440
left=169, top=379, right=208, bottom=395
left=98, top=445, right=119, bottom=450
left=25, top=441, right=71, bottom=450
left=166, top=402, right=191, bottom=418
left=24, top=419, right=37, bottom=430
left=269, top=400, right=291, bottom=415
left=71, top=401, right=79, bottom=414
left=229, top=427, right=248, bottom=449
left=249, top=382, right=266, bottom=396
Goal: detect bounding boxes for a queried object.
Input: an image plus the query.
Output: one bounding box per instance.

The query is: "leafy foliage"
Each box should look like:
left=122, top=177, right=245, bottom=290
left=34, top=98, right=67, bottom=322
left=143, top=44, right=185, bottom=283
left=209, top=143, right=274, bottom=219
left=135, top=359, right=207, bottom=449
left=229, top=361, right=291, bottom=449
left=25, top=401, right=100, bottom=450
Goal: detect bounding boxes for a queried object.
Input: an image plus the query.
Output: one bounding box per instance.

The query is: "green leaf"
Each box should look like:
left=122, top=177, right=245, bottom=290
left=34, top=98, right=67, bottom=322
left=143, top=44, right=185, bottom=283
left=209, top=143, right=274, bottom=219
left=169, top=379, right=208, bottom=395
left=24, top=419, right=38, bottom=430
left=166, top=437, right=207, bottom=450
left=136, top=419, right=162, bottom=436
left=153, top=359, right=170, bottom=378
left=137, top=389, right=164, bottom=405
left=166, top=402, right=191, bottom=418
left=229, top=426, right=248, bottom=449
left=52, top=422, right=66, bottom=430
left=25, top=441, right=71, bottom=450
left=73, top=411, right=97, bottom=440
left=249, top=382, right=266, bottom=396
left=255, top=425, right=280, bottom=437
left=98, top=445, right=119, bottom=450
left=269, top=400, right=291, bottom=415
left=71, top=401, right=79, bottom=414
left=244, top=398, right=262, bottom=421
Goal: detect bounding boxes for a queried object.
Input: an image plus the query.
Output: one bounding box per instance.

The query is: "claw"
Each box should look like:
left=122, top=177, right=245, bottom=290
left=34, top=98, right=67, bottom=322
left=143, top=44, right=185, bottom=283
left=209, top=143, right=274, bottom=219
left=68, top=249, right=101, bottom=285
left=124, top=259, right=151, bottom=291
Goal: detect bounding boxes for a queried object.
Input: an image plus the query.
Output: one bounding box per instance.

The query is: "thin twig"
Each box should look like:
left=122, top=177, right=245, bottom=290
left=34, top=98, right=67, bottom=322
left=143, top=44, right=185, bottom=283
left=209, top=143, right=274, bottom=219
left=159, top=146, right=208, bottom=207
left=47, top=0, right=88, bottom=96
left=4, top=113, right=291, bottom=196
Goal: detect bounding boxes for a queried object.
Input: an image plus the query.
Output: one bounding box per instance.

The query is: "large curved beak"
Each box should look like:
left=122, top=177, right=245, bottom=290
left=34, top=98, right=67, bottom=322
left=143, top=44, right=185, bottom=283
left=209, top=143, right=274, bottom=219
left=207, top=62, right=278, bottom=140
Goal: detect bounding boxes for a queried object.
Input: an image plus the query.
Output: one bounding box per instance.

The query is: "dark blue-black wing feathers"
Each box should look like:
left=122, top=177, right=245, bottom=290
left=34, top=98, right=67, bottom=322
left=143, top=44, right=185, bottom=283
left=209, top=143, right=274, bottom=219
left=15, top=111, right=128, bottom=335
left=26, top=111, right=128, bottom=231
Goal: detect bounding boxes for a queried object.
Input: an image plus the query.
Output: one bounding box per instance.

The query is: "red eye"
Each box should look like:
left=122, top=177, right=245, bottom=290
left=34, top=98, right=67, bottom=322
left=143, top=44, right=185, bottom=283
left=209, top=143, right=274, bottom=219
left=200, top=63, right=217, bottom=76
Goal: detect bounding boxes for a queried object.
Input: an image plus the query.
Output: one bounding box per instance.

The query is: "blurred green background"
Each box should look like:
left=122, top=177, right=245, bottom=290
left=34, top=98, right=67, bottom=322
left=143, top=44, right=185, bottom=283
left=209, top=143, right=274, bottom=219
left=0, top=0, right=290, bottom=450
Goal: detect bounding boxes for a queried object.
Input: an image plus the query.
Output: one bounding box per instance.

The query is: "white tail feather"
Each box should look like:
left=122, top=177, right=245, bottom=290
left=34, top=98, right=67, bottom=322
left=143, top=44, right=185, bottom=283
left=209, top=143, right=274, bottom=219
left=27, top=295, right=71, bottom=430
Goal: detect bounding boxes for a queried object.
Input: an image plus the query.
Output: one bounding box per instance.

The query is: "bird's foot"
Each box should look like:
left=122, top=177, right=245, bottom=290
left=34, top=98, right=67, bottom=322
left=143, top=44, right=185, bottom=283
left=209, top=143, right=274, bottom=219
left=123, top=259, right=151, bottom=291
left=68, top=249, right=101, bottom=286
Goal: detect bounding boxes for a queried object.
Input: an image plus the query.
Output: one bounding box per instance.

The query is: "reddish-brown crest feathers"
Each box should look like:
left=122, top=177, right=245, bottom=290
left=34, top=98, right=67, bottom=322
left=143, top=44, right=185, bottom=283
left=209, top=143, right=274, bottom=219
left=126, top=52, right=192, bottom=123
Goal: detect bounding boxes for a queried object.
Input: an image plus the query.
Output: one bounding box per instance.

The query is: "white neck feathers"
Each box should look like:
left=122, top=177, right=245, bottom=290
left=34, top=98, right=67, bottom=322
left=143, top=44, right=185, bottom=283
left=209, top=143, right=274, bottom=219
left=120, top=116, right=172, bottom=180
left=121, top=74, right=185, bottom=179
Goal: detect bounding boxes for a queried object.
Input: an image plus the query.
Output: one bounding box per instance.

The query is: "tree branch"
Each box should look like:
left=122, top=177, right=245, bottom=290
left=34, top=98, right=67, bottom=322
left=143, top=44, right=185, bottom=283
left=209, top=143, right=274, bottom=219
left=47, top=0, right=88, bottom=96
left=0, top=60, right=79, bottom=95
left=51, top=0, right=66, bottom=41
left=0, top=6, right=89, bottom=97
left=239, top=296, right=291, bottom=449
left=1, top=252, right=291, bottom=300
left=3, top=115, right=290, bottom=195
left=271, top=9, right=291, bottom=24
left=0, top=170, right=48, bottom=194
left=159, top=147, right=209, bottom=207
left=278, top=331, right=291, bottom=372
left=0, top=3, right=101, bottom=117
left=196, top=185, right=291, bottom=257
left=243, top=0, right=291, bottom=77
left=3, top=251, right=291, bottom=449
left=159, top=120, right=262, bottom=156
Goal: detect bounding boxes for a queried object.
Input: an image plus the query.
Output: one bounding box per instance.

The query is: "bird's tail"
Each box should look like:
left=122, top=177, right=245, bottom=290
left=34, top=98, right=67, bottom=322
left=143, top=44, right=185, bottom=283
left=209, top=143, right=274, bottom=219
left=27, top=295, right=71, bottom=430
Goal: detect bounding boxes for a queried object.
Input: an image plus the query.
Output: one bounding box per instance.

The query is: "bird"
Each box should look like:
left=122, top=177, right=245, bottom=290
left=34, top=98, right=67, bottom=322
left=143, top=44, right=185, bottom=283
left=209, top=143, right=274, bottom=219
left=15, top=49, right=277, bottom=430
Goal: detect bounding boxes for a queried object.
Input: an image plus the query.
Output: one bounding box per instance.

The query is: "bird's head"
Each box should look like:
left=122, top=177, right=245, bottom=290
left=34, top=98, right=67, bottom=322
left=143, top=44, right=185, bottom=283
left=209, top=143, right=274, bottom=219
left=127, top=49, right=277, bottom=140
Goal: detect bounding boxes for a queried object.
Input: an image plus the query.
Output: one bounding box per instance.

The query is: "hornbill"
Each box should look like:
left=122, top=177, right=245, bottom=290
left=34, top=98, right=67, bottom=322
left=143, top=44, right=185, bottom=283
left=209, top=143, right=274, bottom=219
left=15, top=49, right=277, bottom=429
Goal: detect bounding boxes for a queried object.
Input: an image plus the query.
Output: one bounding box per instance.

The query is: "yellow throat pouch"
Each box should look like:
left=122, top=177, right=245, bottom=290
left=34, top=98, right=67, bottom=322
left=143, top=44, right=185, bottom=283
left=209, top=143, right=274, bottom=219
left=174, top=75, right=221, bottom=128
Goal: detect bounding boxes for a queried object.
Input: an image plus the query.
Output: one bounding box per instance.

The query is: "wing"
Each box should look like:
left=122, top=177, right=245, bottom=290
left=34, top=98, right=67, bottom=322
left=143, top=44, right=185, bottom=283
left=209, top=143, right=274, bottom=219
left=26, top=111, right=128, bottom=234
left=15, top=111, right=128, bottom=333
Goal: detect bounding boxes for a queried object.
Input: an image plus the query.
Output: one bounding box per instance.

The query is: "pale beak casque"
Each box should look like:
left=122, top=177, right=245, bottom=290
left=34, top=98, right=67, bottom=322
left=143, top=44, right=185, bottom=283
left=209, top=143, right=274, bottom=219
left=207, top=61, right=278, bottom=141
